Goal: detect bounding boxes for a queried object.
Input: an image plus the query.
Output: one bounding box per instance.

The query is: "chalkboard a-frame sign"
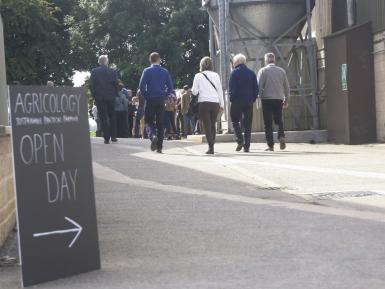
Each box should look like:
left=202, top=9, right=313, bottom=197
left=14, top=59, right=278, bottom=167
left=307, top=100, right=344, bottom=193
left=8, top=85, right=100, bottom=287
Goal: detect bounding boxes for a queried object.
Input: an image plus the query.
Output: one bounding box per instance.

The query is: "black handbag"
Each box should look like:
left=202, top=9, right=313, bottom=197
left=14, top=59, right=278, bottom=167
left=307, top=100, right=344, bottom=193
left=187, top=93, right=199, bottom=116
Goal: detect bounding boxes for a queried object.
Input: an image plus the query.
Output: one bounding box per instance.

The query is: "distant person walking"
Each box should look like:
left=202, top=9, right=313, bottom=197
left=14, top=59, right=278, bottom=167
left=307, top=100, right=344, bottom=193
left=90, top=55, right=119, bottom=144
left=257, top=52, right=290, bottom=151
left=91, top=101, right=101, bottom=136
left=139, top=52, right=174, bottom=153
left=115, top=81, right=129, bottom=138
left=132, top=89, right=145, bottom=138
left=192, top=56, right=224, bottom=154
left=229, top=53, right=259, bottom=153
left=164, top=93, right=179, bottom=140
left=181, top=85, right=196, bottom=138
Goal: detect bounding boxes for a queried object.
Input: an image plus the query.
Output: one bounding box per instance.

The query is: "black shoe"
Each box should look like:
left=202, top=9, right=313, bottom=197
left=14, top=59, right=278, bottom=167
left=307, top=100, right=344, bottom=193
left=265, top=146, right=274, bottom=151
left=104, top=139, right=109, bottom=144
left=156, top=148, right=163, bottom=154
left=111, top=138, right=118, bottom=143
left=279, top=137, right=286, bottom=150
left=236, top=143, right=243, bottom=152
left=206, top=144, right=214, bottom=154
left=151, top=137, right=158, bottom=151
left=243, top=147, right=249, bottom=153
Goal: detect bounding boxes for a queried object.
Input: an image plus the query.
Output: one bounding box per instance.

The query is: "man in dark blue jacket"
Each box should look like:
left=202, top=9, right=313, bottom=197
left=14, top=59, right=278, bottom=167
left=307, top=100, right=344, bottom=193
left=229, top=53, right=259, bottom=152
left=139, top=52, right=174, bottom=153
left=90, top=55, right=119, bottom=144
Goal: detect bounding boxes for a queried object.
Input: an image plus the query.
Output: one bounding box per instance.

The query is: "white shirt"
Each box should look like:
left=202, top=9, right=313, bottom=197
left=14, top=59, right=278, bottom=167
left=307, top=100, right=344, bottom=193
left=92, top=105, right=98, bottom=120
left=192, top=71, right=224, bottom=108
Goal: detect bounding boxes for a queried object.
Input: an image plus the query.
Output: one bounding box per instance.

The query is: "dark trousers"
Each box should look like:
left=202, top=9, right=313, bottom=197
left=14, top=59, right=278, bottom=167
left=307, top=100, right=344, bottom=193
left=115, top=110, right=129, bottom=138
left=95, top=99, right=116, bottom=141
left=145, top=99, right=165, bottom=149
left=230, top=101, right=254, bottom=149
left=199, top=102, right=220, bottom=146
left=176, top=112, right=184, bottom=136
left=261, top=99, right=285, bottom=148
left=164, top=111, right=177, bottom=135
left=127, top=106, right=135, bottom=137
left=134, top=107, right=144, bottom=137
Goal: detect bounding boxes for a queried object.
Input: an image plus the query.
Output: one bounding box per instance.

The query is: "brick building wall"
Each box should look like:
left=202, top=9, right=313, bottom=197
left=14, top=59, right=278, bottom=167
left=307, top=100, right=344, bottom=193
left=0, top=129, right=16, bottom=247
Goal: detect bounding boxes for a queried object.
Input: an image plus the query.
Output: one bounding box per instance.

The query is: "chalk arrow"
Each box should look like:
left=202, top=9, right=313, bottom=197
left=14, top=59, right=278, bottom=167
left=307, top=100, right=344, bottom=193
left=33, top=217, right=83, bottom=248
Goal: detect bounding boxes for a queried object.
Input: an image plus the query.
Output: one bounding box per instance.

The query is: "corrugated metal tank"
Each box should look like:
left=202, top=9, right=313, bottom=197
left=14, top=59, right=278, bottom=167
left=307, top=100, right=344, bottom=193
left=205, top=0, right=317, bottom=132
left=207, top=0, right=310, bottom=62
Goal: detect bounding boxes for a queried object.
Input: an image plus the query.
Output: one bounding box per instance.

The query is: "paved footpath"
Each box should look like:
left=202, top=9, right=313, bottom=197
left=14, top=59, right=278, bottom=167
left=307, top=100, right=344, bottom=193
left=1, top=138, right=385, bottom=289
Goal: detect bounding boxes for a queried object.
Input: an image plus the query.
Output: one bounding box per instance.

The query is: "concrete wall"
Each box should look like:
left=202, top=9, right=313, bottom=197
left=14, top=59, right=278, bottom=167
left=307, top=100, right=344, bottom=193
left=311, top=2, right=385, bottom=143
left=0, top=129, right=15, bottom=247
left=374, top=31, right=385, bottom=142
left=311, top=0, right=332, bottom=130
left=0, top=14, right=8, bottom=126
left=312, top=0, right=332, bottom=49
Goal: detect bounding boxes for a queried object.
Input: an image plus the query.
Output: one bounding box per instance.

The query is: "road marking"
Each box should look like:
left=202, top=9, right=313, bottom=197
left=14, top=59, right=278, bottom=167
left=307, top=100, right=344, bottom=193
left=180, top=146, right=283, bottom=189
left=33, top=217, right=83, bottom=248
left=91, top=139, right=147, bottom=151
left=185, top=147, right=385, bottom=180
left=93, top=162, right=385, bottom=224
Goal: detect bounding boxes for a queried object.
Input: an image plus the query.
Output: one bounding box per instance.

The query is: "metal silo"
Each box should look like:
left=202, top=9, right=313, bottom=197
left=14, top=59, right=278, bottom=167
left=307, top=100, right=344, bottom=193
left=203, top=0, right=318, bottom=132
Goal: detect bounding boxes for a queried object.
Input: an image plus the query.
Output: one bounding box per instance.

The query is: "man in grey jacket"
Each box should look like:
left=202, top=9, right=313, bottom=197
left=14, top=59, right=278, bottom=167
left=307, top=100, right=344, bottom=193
left=257, top=52, right=290, bottom=151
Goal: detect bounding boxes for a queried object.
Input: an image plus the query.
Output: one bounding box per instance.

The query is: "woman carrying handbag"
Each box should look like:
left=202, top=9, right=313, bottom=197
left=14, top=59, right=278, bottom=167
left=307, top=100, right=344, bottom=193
left=192, top=57, right=224, bottom=154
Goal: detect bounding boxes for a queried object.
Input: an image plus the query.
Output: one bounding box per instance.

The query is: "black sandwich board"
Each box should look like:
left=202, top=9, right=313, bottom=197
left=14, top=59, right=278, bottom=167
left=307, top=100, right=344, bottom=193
left=8, top=85, right=100, bottom=287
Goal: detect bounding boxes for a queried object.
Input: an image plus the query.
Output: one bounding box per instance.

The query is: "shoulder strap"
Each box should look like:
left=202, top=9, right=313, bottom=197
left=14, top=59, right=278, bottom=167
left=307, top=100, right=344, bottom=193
left=201, top=72, right=217, bottom=91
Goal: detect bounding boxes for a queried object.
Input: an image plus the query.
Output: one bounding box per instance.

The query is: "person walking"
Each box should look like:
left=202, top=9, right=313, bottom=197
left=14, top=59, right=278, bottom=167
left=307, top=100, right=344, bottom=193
left=90, top=55, right=119, bottom=144
left=229, top=53, right=259, bottom=153
left=115, top=81, right=129, bottom=138
left=91, top=100, right=101, bottom=137
left=175, top=91, right=184, bottom=138
left=139, top=52, right=174, bottom=153
left=164, top=93, right=178, bottom=140
left=192, top=56, right=224, bottom=154
left=181, top=85, right=196, bottom=138
left=133, top=89, right=145, bottom=138
left=127, top=89, right=135, bottom=137
left=257, top=52, right=290, bottom=151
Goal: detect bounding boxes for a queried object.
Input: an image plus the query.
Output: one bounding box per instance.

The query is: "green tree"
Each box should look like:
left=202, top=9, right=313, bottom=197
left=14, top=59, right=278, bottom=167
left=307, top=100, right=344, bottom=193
left=1, top=0, right=76, bottom=85
left=71, top=0, right=209, bottom=90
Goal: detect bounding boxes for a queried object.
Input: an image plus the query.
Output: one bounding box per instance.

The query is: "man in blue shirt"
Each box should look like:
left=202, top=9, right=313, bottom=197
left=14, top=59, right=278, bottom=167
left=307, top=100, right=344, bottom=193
left=229, top=53, right=259, bottom=152
left=139, top=52, right=174, bottom=153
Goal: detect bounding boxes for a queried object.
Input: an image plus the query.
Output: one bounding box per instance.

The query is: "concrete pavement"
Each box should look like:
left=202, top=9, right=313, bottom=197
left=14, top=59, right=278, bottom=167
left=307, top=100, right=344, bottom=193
left=1, top=137, right=385, bottom=289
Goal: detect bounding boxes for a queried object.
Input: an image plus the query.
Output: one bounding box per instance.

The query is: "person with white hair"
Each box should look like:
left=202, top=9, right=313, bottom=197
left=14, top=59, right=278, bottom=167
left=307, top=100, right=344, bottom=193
left=229, top=53, right=259, bottom=153
left=257, top=52, right=290, bottom=151
left=90, top=55, right=119, bottom=144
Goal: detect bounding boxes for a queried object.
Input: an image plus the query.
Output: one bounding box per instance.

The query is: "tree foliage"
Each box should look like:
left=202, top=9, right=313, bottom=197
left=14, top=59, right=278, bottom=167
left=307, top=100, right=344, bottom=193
left=1, top=0, right=209, bottom=88
left=72, top=0, right=209, bottom=89
left=1, top=0, right=76, bottom=85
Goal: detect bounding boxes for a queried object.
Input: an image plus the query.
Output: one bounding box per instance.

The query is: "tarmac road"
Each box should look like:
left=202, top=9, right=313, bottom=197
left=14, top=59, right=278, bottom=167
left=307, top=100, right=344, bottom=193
left=1, top=138, right=385, bottom=289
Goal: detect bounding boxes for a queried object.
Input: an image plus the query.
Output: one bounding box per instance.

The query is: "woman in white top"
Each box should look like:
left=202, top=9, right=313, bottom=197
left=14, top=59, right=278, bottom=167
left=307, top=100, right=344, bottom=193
left=192, top=56, right=224, bottom=154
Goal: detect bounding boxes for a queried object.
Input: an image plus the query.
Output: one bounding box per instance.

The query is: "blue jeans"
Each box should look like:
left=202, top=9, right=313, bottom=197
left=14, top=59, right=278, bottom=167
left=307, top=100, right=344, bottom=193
left=183, top=114, right=196, bottom=137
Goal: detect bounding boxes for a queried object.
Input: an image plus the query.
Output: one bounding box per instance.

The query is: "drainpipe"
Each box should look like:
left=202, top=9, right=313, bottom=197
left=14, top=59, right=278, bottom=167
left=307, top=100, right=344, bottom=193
left=347, top=0, right=356, bottom=27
